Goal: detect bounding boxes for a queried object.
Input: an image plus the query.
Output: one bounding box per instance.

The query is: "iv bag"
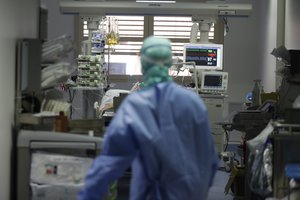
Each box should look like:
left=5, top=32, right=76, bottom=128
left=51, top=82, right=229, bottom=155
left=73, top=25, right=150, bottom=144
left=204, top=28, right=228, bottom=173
left=105, top=17, right=119, bottom=46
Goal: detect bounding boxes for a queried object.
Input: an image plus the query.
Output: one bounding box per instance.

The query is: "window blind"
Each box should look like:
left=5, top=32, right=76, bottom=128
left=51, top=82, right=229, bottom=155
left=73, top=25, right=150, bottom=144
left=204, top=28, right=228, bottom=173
left=153, top=16, right=214, bottom=57
left=83, top=16, right=144, bottom=55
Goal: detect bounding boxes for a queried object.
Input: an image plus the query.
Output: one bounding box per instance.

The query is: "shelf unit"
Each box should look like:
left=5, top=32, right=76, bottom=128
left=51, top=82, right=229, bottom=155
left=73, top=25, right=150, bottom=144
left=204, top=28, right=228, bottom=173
left=76, top=30, right=107, bottom=90
left=76, top=55, right=106, bottom=89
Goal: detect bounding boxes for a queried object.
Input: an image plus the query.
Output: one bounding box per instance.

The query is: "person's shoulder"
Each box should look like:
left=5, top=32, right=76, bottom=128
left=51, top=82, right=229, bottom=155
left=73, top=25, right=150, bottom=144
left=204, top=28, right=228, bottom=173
left=119, top=90, right=149, bottom=109
left=167, top=83, right=207, bottom=114
left=169, top=82, right=200, bottom=99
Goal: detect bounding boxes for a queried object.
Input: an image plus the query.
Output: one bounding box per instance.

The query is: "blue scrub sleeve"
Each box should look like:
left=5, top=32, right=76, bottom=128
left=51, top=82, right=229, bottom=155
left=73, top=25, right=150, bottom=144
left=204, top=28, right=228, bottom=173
left=78, top=111, right=138, bottom=200
left=209, top=149, right=219, bottom=187
left=201, top=111, right=220, bottom=187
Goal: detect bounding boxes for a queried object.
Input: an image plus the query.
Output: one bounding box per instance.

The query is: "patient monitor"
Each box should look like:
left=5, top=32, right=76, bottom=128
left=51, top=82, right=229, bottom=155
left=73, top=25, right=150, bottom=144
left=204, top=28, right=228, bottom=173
left=182, top=43, right=227, bottom=94
left=199, top=71, right=228, bottom=94
left=183, top=43, right=223, bottom=71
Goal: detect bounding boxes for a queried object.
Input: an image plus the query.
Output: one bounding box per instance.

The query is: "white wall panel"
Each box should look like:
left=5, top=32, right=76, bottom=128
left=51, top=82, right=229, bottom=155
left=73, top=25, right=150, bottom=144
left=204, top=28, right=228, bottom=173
left=224, top=0, right=263, bottom=102
left=0, top=0, right=38, bottom=199
left=285, top=0, right=300, bottom=49
left=260, top=0, right=277, bottom=93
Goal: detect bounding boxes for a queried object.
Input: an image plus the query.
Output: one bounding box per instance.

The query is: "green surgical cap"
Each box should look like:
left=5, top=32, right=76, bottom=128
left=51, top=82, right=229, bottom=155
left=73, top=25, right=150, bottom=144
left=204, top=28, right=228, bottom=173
left=140, top=36, right=173, bottom=87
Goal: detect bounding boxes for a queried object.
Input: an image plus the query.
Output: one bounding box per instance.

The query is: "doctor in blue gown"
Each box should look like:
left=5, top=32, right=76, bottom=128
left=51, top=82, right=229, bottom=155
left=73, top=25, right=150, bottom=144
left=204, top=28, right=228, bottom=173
left=78, top=36, right=219, bottom=200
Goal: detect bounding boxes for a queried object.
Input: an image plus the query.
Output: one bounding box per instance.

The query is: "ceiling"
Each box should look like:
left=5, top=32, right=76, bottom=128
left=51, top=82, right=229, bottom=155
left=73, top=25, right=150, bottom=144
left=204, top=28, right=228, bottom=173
left=108, top=0, right=207, bottom=1
left=72, top=0, right=228, bottom=2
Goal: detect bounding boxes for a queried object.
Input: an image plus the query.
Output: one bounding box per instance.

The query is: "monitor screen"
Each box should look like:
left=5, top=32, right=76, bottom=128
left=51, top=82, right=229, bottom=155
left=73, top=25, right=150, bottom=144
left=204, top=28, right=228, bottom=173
left=183, top=43, right=223, bottom=70
left=204, top=74, right=223, bottom=87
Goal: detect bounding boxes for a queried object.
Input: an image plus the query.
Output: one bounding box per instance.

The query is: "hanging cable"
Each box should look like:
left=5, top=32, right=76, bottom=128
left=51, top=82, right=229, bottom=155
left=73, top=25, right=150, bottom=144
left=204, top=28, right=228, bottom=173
left=68, top=88, right=77, bottom=119
left=223, top=17, right=230, bottom=36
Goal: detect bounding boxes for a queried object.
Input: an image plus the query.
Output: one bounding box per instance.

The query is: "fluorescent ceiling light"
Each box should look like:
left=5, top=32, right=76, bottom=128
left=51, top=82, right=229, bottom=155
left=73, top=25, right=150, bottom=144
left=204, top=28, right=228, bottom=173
left=136, top=0, right=176, bottom=3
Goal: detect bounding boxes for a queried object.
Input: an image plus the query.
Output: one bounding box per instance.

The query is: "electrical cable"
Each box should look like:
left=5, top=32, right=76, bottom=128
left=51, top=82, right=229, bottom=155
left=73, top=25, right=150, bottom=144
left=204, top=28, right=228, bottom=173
left=68, top=88, right=77, bottom=119
left=81, top=90, right=103, bottom=118
left=89, top=88, right=104, bottom=98
left=223, top=17, right=229, bottom=35
left=68, top=90, right=101, bottom=119
left=69, top=105, right=86, bottom=119
left=223, top=125, right=230, bottom=152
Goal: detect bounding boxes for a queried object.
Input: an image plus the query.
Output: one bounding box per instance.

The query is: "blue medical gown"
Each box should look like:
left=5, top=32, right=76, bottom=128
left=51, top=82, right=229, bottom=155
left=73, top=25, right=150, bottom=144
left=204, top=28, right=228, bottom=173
left=78, top=82, right=219, bottom=200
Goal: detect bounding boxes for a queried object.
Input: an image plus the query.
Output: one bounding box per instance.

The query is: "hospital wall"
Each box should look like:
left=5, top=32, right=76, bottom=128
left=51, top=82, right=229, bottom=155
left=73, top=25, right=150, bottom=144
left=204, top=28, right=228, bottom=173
left=259, top=0, right=300, bottom=93
left=259, top=0, right=278, bottom=93
left=0, top=0, right=39, bottom=199
left=285, top=0, right=300, bottom=49
left=0, top=0, right=297, bottom=198
left=224, top=0, right=265, bottom=103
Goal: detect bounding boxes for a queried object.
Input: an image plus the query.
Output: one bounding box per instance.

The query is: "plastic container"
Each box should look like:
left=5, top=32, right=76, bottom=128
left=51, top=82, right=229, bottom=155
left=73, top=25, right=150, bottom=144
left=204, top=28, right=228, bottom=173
left=55, top=111, right=68, bottom=132
left=252, top=80, right=262, bottom=106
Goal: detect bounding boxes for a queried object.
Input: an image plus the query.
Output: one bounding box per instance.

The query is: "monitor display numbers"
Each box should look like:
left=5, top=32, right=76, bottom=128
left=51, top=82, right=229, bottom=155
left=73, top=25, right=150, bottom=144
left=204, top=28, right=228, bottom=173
left=183, top=43, right=223, bottom=71
left=185, top=48, right=218, bottom=67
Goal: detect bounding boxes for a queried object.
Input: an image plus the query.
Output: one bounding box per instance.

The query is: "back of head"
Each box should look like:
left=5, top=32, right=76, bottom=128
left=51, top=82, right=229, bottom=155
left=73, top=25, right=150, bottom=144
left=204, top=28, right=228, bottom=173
left=140, top=36, right=173, bottom=87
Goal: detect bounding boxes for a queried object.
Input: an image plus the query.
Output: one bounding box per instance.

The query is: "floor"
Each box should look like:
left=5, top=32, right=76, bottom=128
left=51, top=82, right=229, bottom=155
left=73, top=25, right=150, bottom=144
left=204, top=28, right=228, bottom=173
left=207, top=170, right=234, bottom=200
left=117, top=144, right=241, bottom=199
left=117, top=170, right=234, bottom=200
